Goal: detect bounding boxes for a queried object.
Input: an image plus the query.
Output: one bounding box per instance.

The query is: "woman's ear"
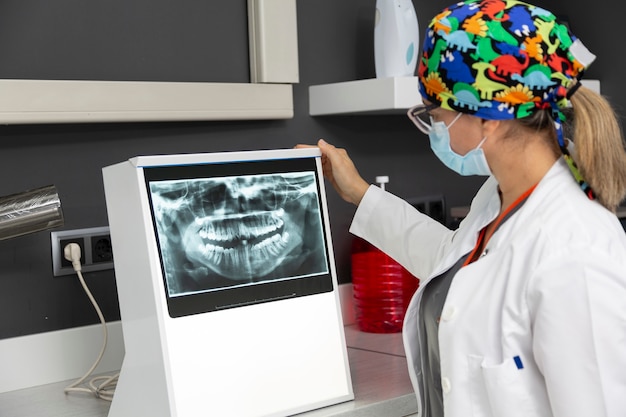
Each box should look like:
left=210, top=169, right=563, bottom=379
left=481, top=118, right=501, bottom=137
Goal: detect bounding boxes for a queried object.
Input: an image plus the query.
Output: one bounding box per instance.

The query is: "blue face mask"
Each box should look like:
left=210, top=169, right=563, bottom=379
left=428, top=114, right=491, bottom=176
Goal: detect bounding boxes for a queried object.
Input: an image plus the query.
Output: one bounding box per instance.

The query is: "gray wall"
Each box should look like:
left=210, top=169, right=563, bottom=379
left=0, top=0, right=622, bottom=339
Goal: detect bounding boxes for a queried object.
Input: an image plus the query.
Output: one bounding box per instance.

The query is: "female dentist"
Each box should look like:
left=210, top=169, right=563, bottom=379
left=299, top=1, right=626, bottom=416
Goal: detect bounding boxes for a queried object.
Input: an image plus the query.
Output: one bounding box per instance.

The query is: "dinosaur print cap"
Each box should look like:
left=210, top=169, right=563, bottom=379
left=418, top=0, right=596, bottom=123
left=418, top=0, right=597, bottom=199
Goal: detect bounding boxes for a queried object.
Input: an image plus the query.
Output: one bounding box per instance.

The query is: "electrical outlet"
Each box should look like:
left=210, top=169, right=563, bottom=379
left=51, top=226, right=114, bottom=277
left=407, top=194, right=446, bottom=225
left=91, top=233, right=113, bottom=263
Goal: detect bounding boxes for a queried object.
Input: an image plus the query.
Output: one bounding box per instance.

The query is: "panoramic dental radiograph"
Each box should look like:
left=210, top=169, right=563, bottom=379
left=149, top=171, right=328, bottom=296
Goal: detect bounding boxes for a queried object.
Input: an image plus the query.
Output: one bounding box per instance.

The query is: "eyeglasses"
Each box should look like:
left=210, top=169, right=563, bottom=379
left=407, top=103, right=439, bottom=135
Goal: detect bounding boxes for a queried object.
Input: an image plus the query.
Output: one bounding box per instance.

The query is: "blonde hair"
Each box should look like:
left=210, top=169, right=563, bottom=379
left=569, top=86, right=626, bottom=212
left=518, top=86, right=626, bottom=212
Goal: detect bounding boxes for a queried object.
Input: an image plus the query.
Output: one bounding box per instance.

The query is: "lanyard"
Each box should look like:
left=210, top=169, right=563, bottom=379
left=463, top=183, right=538, bottom=266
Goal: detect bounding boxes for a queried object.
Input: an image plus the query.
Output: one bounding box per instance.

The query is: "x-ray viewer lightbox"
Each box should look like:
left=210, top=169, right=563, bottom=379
left=102, top=148, right=353, bottom=417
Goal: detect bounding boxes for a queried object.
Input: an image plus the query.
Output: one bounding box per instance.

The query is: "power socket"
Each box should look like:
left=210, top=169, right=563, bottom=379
left=51, top=226, right=114, bottom=277
left=407, top=194, right=446, bottom=225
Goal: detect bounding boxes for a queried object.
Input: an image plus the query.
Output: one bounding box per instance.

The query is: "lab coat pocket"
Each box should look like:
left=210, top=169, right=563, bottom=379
left=468, top=355, right=548, bottom=417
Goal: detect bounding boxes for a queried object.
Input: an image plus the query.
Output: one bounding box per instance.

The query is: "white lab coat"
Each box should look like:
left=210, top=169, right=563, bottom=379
left=349, top=158, right=626, bottom=417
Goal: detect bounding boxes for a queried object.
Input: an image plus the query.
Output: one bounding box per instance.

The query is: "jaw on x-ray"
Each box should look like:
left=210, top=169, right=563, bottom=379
left=149, top=171, right=328, bottom=296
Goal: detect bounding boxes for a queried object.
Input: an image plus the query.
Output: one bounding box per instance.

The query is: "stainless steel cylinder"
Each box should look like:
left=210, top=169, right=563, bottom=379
left=0, top=185, right=64, bottom=240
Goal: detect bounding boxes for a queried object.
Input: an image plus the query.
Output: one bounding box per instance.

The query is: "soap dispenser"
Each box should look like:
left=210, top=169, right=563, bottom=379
left=374, top=0, right=420, bottom=78
left=351, top=176, right=420, bottom=333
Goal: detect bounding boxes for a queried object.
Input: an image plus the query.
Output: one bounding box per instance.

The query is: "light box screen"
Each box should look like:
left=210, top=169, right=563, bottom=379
left=143, top=155, right=334, bottom=317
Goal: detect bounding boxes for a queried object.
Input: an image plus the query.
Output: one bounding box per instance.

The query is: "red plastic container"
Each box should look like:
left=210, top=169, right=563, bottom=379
left=351, top=237, right=420, bottom=333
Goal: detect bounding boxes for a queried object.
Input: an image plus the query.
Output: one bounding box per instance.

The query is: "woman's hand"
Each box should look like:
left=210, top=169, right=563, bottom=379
left=296, top=139, right=370, bottom=205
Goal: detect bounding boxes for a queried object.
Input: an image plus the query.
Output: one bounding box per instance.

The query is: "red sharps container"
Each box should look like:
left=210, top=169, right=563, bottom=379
left=350, top=176, right=420, bottom=333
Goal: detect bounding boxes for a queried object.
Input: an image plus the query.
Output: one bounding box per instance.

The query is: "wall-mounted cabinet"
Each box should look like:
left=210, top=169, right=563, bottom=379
left=309, top=77, right=601, bottom=117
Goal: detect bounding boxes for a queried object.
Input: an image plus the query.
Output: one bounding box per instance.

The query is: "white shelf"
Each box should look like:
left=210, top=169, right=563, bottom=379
left=0, top=79, right=294, bottom=124
left=309, top=76, right=421, bottom=116
left=309, top=77, right=601, bottom=117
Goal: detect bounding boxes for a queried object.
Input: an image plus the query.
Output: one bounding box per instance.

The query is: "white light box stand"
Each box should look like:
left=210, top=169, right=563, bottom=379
left=102, top=148, right=353, bottom=417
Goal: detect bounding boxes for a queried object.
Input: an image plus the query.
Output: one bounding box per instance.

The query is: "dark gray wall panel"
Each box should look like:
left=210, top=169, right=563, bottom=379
left=0, top=0, right=621, bottom=339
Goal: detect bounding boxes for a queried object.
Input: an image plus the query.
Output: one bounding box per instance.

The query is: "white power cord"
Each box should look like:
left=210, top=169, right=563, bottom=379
left=62, top=243, right=119, bottom=401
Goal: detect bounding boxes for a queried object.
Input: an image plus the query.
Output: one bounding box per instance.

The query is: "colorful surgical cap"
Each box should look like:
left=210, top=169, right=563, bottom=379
left=418, top=0, right=597, bottom=197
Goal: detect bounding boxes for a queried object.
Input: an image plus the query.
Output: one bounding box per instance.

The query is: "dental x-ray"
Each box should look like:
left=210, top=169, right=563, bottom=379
left=144, top=158, right=333, bottom=317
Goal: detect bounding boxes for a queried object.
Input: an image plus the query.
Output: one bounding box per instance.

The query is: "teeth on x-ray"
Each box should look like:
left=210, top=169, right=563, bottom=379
left=200, top=231, right=290, bottom=268
left=197, top=208, right=285, bottom=245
